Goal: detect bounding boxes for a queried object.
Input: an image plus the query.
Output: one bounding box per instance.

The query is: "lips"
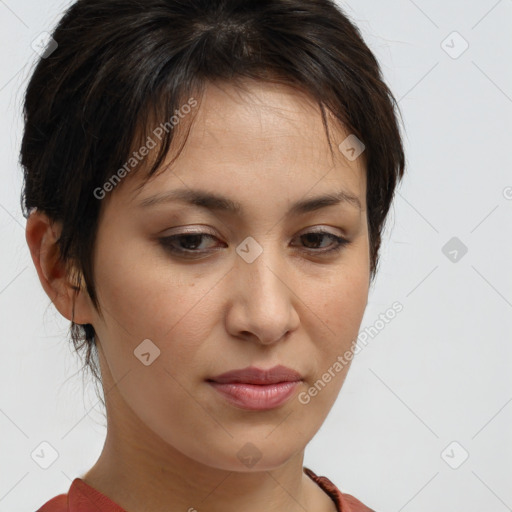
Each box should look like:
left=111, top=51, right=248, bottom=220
left=207, top=365, right=303, bottom=411
left=207, top=365, right=303, bottom=385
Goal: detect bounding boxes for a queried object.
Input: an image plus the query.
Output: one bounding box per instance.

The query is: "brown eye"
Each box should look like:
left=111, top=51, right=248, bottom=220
left=159, top=232, right=222, bottom=256
left=293, top=230, right=350, bottom=254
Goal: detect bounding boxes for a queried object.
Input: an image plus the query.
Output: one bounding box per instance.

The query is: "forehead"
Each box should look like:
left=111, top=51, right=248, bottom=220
left=118, top=79, right=367, bottom=213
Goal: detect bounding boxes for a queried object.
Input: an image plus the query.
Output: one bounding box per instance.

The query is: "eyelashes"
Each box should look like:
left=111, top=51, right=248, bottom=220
left=158, top=230, right=350, bottom=258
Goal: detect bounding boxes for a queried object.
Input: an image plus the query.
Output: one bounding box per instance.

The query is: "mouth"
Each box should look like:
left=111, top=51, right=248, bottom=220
left=206, top=365, right=303, bottom=411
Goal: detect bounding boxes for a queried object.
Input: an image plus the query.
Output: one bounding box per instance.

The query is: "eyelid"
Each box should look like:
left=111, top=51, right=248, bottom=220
left=166, top=225, right=217, bottom=236
left=161, top=224, right=346, bottom=238
left=297, top=225, right=343, bottom=236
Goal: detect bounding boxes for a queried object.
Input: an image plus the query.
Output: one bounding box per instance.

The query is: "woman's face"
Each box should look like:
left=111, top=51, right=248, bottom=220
left=87, top=79, right=370, bottom=471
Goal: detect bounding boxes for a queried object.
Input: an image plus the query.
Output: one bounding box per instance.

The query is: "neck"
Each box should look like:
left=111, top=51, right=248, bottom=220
left=81, top=399, right=333, bottom=512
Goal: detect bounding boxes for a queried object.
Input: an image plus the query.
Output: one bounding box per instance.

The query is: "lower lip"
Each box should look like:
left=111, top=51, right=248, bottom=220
left=208, top=380, right=301, bottom=410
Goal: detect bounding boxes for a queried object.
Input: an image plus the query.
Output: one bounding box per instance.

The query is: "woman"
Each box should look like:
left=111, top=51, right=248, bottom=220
left=22, top=0, right=405, bottom=510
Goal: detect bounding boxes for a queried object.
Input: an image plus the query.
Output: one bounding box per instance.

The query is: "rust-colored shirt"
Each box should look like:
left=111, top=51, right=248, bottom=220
left=37, top=466, right=375, bottom=512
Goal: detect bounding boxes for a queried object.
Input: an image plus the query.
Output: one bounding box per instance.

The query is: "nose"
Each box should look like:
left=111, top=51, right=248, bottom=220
left=225, top=241, right=300, bottom=346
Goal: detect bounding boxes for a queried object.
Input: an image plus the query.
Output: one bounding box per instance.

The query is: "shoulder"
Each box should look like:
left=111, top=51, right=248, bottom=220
left=37, top=493, right=67, bottom=512
left=37, top=477, right=128, bottom=512
left=304, top=466, right=376, bottom=512
left=339, top=491, right=376, bottom=512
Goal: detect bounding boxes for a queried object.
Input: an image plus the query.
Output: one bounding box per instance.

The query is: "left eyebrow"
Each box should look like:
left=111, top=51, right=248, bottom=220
left=136, top=187, right=362, bottom=217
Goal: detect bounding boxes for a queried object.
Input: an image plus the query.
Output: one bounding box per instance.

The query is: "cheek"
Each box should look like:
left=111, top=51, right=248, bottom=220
left=309, top=287, right=366, bottom=388
left=93, top=233, right=190, bottom=336
left=90, top=245, right=215, bottom=433
left=93, top=238, right=222, bottom=379
left=316, top=254, right=369, bottom=333
left=325, top=274, right=368, bottom=333
left=306, top=260, right=369, bottom=392
left=297, top=275, right=369, bottom=417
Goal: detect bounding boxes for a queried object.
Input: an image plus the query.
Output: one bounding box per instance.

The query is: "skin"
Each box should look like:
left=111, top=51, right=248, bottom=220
left=26, top=79, right=370, bottom=512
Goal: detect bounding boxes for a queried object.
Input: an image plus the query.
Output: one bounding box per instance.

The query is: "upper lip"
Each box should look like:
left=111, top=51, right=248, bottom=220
left=208, top=365, right=303, bottom=385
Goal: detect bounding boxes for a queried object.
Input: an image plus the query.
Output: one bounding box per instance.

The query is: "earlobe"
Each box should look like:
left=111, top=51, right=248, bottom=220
left=25, top=210, right=94, bottom=325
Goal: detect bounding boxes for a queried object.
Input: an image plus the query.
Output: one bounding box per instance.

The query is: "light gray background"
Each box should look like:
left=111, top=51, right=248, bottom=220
left=1, top=1, right=511, bottom=511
